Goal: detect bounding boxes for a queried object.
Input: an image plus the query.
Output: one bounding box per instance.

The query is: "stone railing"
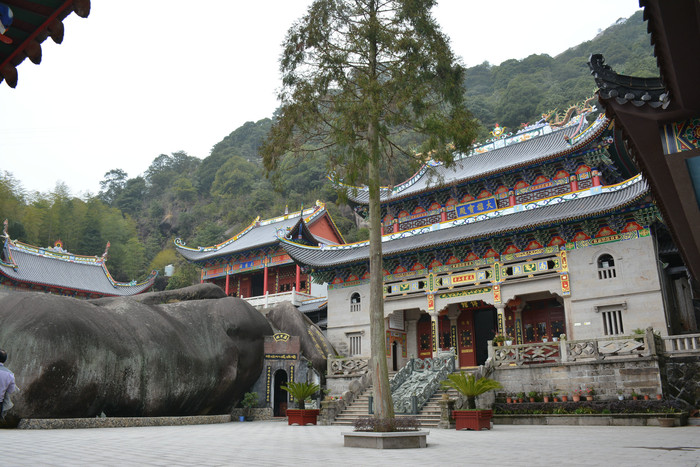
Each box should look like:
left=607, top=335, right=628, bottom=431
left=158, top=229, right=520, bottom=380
left=489, top=328, right=660, bottom=367
left=662, top=333, right=700, bottom=356
left=327, top=356, right=369, bottom=376
left=391, top=350, right=455, bottom=414
left=244, top=290, right=316, bottom=309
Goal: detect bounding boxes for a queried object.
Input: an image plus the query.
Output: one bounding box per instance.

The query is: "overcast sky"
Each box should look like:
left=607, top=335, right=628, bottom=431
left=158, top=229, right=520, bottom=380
left=1, top=1, right=641, bottom=196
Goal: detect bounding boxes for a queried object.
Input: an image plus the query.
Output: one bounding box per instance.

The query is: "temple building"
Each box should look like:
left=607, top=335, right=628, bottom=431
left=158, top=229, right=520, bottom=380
left=280, top=107, right=694, bottom=370
left=0, top=226, right=156, bottom=298
left=175, top=202, right=344, bottom=310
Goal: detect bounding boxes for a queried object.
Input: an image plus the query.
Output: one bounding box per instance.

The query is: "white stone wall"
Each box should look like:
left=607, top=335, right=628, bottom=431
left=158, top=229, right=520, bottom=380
left=326, top=283, right=371, bottom=357
left=566, top=235, right=668, bottom=338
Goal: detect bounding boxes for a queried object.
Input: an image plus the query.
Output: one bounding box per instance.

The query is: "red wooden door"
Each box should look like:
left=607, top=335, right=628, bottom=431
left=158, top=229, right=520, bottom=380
left=457, top=309, right=476, bottom=367
left=417, top=316, right=433, bottom=359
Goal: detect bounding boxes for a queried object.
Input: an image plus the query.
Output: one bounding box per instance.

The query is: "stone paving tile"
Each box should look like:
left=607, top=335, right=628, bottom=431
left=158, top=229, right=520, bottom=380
left=0, top=422, right=698, bottom=466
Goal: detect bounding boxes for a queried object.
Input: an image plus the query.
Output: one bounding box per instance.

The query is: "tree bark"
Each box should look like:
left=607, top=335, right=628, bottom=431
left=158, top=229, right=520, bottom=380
left=367, top=0, right=394, bottom=421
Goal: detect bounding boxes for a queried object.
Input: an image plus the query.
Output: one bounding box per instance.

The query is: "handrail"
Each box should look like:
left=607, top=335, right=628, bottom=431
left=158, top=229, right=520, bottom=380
left=391, top=350, right=455, bottom=414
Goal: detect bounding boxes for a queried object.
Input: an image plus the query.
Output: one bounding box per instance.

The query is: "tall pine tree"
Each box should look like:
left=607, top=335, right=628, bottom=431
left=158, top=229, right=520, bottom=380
left=261, top=0, right=478, bottom=420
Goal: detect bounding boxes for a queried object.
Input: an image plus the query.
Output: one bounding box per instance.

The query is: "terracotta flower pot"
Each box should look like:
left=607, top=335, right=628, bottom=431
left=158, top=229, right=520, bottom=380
left=561, top=395, right=568, bottom=402
left=572, top=395, right=581, bottom=402
left=286, top=409, right=320, bottom=426
left=586, top=396, right=593, bottom=401
left=656, top=394, right=662, bottom=400
left=453, top=410, right=493, bottom=431
left=506, top=397, right=512, bottom=404
left=644, top=395, right=650, bottom=401
left=543, top=396, right=550, bottom=403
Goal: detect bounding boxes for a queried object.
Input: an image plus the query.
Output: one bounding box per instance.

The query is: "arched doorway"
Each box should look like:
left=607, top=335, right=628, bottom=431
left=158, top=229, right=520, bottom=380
left=273, top=369, right=288, bottom=417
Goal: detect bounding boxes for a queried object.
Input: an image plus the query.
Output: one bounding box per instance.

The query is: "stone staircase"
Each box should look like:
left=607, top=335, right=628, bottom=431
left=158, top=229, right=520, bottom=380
left=331, top=376, right=462, bottom=428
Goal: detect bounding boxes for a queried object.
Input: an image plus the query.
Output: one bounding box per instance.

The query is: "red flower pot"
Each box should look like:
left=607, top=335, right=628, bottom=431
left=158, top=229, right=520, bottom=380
left=453, top=410, right=493, bottom=431
left=572, top=395, right=581, bottom=402
left=286, top=409, right=320, bottom=426
left=561, top=396, right=568, bottom=402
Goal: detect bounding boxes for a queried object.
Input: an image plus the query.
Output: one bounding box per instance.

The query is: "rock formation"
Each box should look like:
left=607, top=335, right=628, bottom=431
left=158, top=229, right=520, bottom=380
left=0, top=284, right=272, bottom=425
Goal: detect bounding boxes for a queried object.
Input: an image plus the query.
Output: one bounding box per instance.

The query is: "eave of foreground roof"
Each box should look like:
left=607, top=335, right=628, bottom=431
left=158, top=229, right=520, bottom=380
left=343, top=112, right=609, bottom=205
left=0, top=0, right=91, bottom=88
left=0, top=239, right=156, bottom=296
left=282, top=175, right=650, bottom=269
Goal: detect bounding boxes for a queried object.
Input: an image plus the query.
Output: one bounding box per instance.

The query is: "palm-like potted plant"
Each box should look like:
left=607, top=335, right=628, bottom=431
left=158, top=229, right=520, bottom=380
left=281, top=381, right=321, bottom=426
left=441, top=372, right=502, bottom=430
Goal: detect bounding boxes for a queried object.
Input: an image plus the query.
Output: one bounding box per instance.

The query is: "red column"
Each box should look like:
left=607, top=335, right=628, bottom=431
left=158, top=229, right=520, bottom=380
left=592, top=170, right=601, bottom=187
left=381, top=225, right=385, bottom=236
left=295, top=265, right=301, bottom=292
left=570, top=175, right=578, bottom=192
left=441, top=209, right=447, bottom=222
left=225, top=271, right=230, bottom=296
left=393, top=220, right=399, bottom=233
left=508, top=190, right=516, bottom=207
left=263, top=259, right=269, bottom=295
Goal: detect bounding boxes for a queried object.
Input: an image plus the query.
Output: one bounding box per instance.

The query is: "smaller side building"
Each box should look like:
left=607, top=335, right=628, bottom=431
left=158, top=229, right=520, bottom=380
left=0, top=227, right=156, bottom=298
left=175, top=202, right=343, bottom=310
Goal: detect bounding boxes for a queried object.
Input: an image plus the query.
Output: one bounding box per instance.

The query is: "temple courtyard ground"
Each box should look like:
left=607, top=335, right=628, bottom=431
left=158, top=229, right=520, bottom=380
left=1, top=420, right=698, bottom=466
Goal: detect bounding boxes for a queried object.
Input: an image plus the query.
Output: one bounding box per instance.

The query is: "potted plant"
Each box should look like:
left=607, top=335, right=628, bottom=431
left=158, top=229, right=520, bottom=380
left=281, top=381, right=321, bottom=426
left=516, top=392, right=525, bottom=403
left=543, top=392, right=551, bottom=403
left=560, top=393, right=569, bottom=402
left=527, top=391, right=538, bottom=403
left=584, top=387, right=595, bottom=401
left=617, top=390, right=624, bottom=401
left=504, top=335, right=513, bottom=346
left=240, top=391, right=258, bottom=422
left=572, top=389, right=583, bottom=402
left=631, top=391, right=640, bottom=401
left=506, top=394, right=513, bottom=404
left=492, top=334, right=505, bottom=346
left=441, top=372, right=502, bottom=431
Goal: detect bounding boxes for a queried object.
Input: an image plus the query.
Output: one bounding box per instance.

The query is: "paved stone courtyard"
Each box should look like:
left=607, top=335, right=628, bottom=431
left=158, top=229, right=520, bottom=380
left=1, top=421, right=698, bottom=466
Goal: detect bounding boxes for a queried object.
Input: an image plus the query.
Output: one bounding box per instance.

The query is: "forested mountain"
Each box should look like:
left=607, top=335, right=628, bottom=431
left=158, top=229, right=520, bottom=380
left=0, top=10, right=655, bottom=288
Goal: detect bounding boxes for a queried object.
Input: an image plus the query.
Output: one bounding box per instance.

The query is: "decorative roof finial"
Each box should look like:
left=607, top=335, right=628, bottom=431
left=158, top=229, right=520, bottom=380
left=102, top=241, right=111, bottom=259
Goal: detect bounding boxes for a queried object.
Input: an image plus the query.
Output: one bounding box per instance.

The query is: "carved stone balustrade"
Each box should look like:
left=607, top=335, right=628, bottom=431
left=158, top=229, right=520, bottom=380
left=328, top=356, right=369, bottom=376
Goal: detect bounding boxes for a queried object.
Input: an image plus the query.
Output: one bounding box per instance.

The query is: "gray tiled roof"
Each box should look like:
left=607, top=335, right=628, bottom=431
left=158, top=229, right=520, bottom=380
left=175, top=206, right=332, bottom=263
left=298, top=298, right=327, bottom=314
left=347, top=116, right=608, bottom=204
left=283, top=176, right=649, bottom=268
left=176, top=216, right=302, bottom=262
left=0, top=242, right=155, bottom=296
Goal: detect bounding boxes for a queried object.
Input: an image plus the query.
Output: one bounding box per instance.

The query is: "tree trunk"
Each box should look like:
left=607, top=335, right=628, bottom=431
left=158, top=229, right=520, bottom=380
left=367, top=0, right=394, bottom=422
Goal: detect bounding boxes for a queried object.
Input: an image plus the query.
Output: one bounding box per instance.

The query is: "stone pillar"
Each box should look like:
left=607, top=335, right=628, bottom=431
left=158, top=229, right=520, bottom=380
left=430, top=312, right=439, bottom=357
left=438, top=398, right=455, bottom=429
left=406, top=318, right=418, bottom=358
left=495, top=304, right=506, bottom=336
left=513, top=309, right=523, bottom=344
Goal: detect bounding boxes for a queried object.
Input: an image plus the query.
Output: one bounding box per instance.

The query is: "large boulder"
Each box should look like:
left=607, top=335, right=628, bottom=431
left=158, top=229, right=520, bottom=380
left=264, top=301, right=336, bottom=375
left=0, top=286, right=272, bottom=425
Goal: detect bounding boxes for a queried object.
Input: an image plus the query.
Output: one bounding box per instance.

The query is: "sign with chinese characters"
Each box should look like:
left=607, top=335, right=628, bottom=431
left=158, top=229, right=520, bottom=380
left=264, top=353, right=297, bottom=360
left=273, top=333, right=290, bottom=342
left=455, top=197, right=497, bottom=218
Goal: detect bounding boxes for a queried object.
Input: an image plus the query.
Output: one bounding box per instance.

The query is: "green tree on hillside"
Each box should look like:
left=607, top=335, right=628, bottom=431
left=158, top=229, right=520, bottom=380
left=261, top=0, right=479, bottom=421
